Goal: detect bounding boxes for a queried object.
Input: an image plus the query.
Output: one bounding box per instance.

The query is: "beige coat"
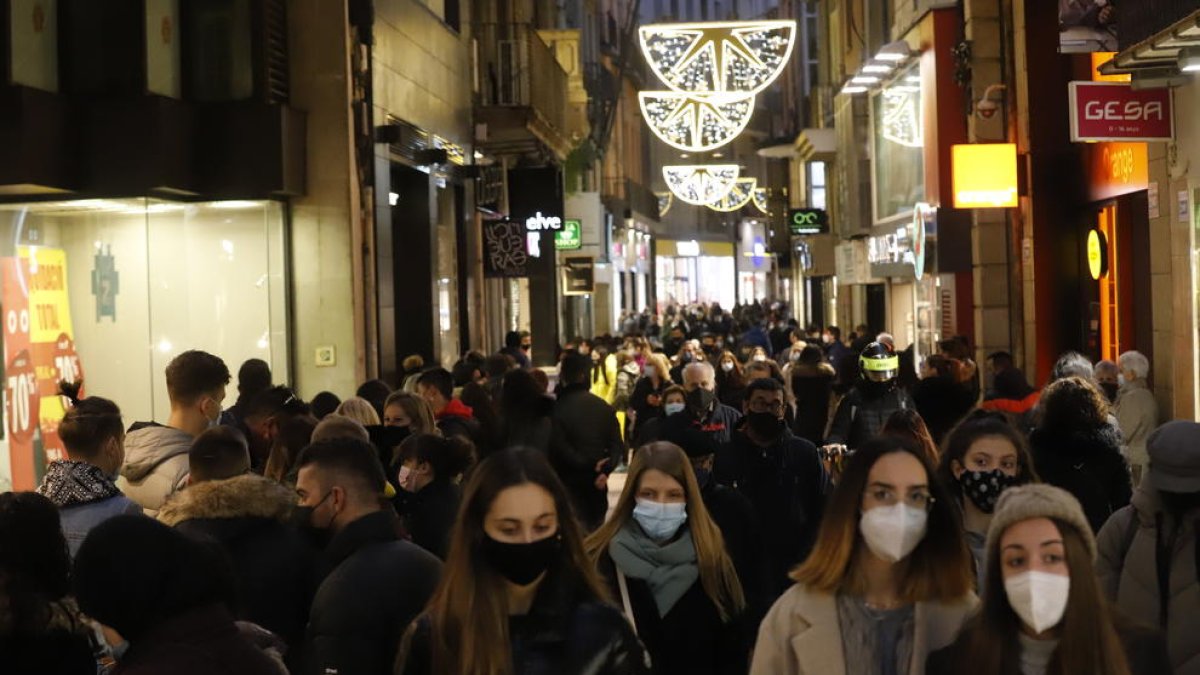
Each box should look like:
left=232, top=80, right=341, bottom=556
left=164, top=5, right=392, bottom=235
left=1114, top=379, right=1158, bottom=467
left=750, top=583, right=977, bottom=675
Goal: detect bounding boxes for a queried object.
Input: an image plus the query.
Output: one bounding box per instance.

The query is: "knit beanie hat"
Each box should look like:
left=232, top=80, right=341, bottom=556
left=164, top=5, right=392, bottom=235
left=985, top=484, right=1097, bottom=561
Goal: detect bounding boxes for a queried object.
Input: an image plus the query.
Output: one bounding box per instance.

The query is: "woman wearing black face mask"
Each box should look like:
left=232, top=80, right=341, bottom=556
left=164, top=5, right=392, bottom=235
left=395, top=448, right=649, bottom=675
left=937, top=410, right=1039, bottom=589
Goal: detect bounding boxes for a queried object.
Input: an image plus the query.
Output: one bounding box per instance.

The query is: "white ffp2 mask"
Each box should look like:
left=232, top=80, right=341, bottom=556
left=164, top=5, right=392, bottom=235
left=1004, top=570, right=1070, bottom=634
left=859, top=503, right=928, bottom=562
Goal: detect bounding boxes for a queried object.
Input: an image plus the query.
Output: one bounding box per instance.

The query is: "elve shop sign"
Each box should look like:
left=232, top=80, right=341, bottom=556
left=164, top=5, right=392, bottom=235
left=1068, top=82, right=1172, bottom=142
left=524, top=211, right=563, bottom=258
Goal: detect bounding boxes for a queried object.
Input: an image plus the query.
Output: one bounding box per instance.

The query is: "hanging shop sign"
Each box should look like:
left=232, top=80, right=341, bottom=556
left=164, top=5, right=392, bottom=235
left=952, top=144, right=1019, bottom=208
left=482, top=219, right=531, bottom=278
left=1068, top=82, right=1172, bottom=142
left=1087, top=228, right=1108, bottom=280
left=561, top=256, right=595, bottom=295
left=524, top=211, right=563, bottom=259
left=788, top=208, right=829, bottom=235
left=555, top=219, right=583, bottom=250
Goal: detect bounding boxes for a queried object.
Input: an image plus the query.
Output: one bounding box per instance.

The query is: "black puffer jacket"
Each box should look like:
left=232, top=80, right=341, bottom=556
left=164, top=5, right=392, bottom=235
left=1030, top=424, right=1133, bottom=533
left=714, top=428, right=830, bottom=601
left=158, top=474, right=316, bottom=659
left=393, top=478, right=461, bottom=560
left=304, top=510, right=442, bottom=675
left=399, top=577, right=649, bottom=675
left=825, top=384, right=914, bottom=448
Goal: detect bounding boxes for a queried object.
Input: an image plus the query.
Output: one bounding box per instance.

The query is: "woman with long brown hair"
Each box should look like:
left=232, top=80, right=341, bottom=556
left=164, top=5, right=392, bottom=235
left=715, top=350, right=747, bottom=409
left=927, top=484, right=1169, bottom=675
left=751, top=435, right=976, bottom=674
left=936, top=410, right=1039, bottom=589
left=396, top=448, right=647, bottom=675
left=629, top=353, right=672, bottom=440
left=586, top=442, right=750, bottom=675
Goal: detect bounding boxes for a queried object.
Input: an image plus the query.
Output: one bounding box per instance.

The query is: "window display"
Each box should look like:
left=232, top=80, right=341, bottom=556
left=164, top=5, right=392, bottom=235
left=0, top=198, right=288, bottom=491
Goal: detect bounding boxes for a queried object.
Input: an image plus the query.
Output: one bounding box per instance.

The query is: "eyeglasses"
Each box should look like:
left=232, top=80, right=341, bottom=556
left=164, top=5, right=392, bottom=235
left=747, top=399, right=784, bottom=414
left=865, top=487, right=937, bottom=511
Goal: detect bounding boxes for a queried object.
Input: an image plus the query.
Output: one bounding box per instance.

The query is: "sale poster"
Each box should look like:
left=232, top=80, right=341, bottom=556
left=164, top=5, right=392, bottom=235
left=2, top=247, right=84, bottom=490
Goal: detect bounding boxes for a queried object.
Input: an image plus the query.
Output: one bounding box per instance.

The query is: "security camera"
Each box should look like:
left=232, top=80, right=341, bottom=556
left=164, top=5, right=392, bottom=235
left=975, top=83, right=1007, bottom=120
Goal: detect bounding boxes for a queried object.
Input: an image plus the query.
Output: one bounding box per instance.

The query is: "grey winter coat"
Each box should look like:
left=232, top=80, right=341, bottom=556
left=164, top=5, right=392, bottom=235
left=117, top=423, right=194, bottom=516
left=1097, top=484, right=1200, bottom=675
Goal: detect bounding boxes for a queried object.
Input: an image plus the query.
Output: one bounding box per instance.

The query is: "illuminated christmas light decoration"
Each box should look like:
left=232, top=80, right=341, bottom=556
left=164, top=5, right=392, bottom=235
left=639, top=20, right=796, bottom=95
left=706, top=177, right=757, bottom=212
left=656, top=191, right=674, bottom=217
left=752, top=186, right=770, bottom=214
left=639, top=91, right=756, bottom=152
left=880, top=87, right=923, bottom=148
left=662, top=164, right=741, bottom=205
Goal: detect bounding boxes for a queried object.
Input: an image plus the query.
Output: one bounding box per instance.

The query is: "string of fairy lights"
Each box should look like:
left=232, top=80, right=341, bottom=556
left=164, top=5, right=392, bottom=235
left=638, top=19, right=797, bottom=214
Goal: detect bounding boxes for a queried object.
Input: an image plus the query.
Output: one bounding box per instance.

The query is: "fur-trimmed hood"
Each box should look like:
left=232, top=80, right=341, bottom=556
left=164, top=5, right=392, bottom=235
left=157, top=474, right=297, bottom=527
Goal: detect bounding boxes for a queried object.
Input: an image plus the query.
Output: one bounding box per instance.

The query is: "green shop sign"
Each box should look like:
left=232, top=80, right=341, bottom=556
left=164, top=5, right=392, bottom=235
left=555, top=219, right=583, bottom=250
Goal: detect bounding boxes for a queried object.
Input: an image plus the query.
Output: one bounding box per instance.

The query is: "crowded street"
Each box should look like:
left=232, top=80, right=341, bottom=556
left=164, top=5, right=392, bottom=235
left=3, top=0, right=1200, bottom=674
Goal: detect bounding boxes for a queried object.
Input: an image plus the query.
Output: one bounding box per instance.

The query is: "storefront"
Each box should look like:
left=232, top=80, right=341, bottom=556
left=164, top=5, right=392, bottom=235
left=841, top=8, right=971, bottom=350
left=0, top=198, right=289, bottom=492
left=612, top=219, right=653, bottom=316
left=655, top=239, right=736, bottom=310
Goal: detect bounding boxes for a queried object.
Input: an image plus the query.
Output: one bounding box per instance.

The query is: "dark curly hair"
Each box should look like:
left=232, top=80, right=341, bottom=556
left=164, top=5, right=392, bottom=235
left=1038, top=376, right=1110, bottom=431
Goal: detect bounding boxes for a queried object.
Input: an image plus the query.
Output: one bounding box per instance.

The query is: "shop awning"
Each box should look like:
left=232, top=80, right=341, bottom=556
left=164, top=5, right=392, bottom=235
left=1099, top=11, right=1200, bottom=79
left=794, top=128, right=837, bottom=162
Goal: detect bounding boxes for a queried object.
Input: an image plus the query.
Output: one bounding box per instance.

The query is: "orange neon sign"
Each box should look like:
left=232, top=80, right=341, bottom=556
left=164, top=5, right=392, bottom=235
left=952, top=144, right=1019, bottom=208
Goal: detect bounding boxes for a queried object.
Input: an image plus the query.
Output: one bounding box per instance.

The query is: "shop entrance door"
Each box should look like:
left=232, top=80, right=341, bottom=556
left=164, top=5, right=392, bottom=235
left=1091, top=192, right=1152, bottom=364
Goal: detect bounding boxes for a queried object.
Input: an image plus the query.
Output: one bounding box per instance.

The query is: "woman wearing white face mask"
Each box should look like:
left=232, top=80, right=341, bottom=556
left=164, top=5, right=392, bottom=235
left=715, top=350, right=747, bottom=409
left=587, top=443, right=751, bottom=674
left=926, top=484, right=1169, bottom=675
left=752, top=436, right=977, bottom=675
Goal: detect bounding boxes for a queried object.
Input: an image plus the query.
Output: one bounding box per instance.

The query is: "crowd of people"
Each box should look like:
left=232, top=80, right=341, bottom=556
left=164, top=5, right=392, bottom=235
left=2, top=299, right=1198, bottom=675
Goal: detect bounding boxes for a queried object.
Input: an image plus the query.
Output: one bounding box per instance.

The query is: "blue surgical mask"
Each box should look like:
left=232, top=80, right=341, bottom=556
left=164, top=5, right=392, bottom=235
left=632, top=498, right=687, bottom=540
left=664, top=402, right=686, bottom=416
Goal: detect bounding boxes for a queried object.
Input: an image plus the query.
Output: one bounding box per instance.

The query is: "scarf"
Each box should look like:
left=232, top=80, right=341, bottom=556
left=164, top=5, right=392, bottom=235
left=609, top=524, right=699, bottom=617
left=36, top=460, right=121, bottom=508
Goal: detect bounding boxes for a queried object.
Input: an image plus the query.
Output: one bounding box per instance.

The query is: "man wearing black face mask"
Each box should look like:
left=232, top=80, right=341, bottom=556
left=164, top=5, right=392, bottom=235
left=660, top=362, right=742, bottom=446
left=294, top=438, right=442, bottom=675
left=714, top=378, right=830, bottom=604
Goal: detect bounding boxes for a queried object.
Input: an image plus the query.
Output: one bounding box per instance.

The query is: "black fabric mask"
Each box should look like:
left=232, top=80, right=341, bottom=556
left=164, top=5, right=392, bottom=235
left=746, top=411, right=785, bottom=440
left=1100, top=382, right=1120, bottom=402
left=679, top=352, right=694, bottom=364
left=482, top=533, right=561, bottom=586
left=291, top=492, right=334, bottom=549
left=686, top=388, right=716, bottom=415
left=958, top=470, right=1023, bottom=514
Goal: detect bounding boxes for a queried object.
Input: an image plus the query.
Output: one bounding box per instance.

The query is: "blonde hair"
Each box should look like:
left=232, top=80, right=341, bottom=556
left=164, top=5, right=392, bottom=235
left=646, top=353, right=672, bottom=382
left=335, top=396, right=381, bottom=426
left=585, top=443, right=745, bottom=621
left=382, top=391, right=438, bottom=436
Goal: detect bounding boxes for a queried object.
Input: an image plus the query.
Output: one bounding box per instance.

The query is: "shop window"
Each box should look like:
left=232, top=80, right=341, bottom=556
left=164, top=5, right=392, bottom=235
left=872, top=61, right=925, bottom=223
left=0, top=198, right=288, bottom=491
left=809, top=161, right=827, bottom=211
left=9, top=0, right=60, bottom=92
left=182, top=0, right=254, bottom=101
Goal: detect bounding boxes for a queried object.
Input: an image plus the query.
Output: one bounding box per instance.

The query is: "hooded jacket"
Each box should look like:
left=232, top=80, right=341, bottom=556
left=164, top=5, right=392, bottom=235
left=158, top=474, right=316, bottom=656
left=117, top=422, right=194, bottom=516
left=1097, top=484, right=1200, bottom=675
left=1029, top=424, right=1132, bottom=533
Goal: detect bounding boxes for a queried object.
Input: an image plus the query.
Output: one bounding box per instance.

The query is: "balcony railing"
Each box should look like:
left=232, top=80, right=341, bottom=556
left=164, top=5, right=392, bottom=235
left=1119, top=0, right=1200, bottom=49
left=477, top=22, right=568, bottom=141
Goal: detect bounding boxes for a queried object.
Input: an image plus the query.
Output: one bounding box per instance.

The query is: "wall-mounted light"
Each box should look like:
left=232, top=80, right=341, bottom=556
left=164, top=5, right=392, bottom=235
left=875, top=40, right=913, bottom=62
left=840, top=84, right=869, bottom=95
left=1180, top=47, right=1200, bottom=73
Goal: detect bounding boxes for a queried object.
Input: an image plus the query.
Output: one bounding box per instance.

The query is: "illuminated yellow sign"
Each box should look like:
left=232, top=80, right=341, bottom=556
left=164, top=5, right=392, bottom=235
left=1087, top=228, right=1107, bottom=280
left=952, top=144, right=1019, bottom=208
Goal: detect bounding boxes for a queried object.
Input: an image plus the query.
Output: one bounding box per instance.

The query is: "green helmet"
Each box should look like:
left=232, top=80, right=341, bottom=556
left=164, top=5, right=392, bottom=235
left=859, top=342, right=899, bottom=383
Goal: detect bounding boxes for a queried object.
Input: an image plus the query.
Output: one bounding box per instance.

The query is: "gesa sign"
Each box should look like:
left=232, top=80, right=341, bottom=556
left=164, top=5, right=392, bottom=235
left=1068, top=82, right=1173, bottom=143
